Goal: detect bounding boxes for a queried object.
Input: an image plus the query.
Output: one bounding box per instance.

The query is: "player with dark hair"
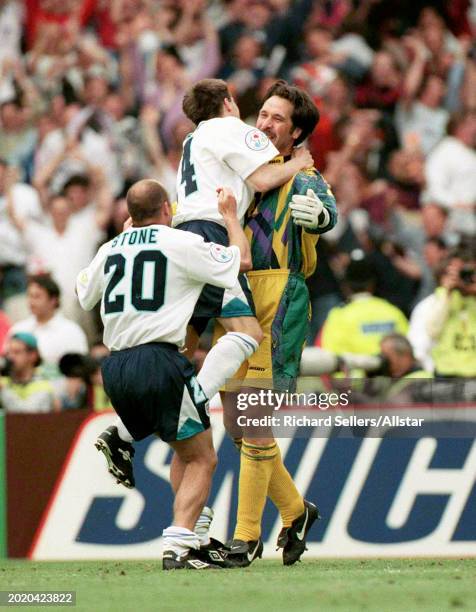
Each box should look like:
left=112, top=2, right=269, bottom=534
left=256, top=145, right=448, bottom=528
left=182, top=79, right=233, bottom=125
left=216, top=80, right=337, bottom=567
left=175, top=78, right=314, bottom=345
left=261, top=79, right=320, bottom=145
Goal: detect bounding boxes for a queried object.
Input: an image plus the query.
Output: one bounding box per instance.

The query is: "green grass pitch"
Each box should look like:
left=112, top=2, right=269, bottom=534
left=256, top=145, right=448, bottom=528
left=1, top=559, right=475, bottom=611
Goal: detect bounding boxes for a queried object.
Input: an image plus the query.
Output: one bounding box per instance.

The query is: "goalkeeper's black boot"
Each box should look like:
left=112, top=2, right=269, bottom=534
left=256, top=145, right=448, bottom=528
left=277, top=500, right=320, bottom=566
left=163, top=549, right=222, bottom=570
left=95, top=426, right=135, bottom=488
left=225, top=538, right=263, bottom=568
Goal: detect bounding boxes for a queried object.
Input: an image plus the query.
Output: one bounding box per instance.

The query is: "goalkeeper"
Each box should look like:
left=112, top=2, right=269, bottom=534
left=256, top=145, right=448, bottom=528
left=216, top=81, right=337, bottom=567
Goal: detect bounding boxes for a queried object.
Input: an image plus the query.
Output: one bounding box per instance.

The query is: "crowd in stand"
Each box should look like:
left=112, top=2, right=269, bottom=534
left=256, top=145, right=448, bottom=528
left=0, top=0, right=475, bottom=412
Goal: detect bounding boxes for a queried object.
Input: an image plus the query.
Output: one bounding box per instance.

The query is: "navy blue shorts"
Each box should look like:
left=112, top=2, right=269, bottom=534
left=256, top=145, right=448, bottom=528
left=101, top=342, right=210, bottom=441
left=176, top=220, right=255, bottom=335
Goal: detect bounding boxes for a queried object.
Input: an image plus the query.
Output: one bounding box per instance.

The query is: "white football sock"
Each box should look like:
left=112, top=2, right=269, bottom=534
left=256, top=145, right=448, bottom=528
left=197, top=332, right=258, bottom=398
left=113, top=417, right=134, bottom=443
left=194, top=506, right=214, bottom=546
left=162, top=526, right=200, bottom=558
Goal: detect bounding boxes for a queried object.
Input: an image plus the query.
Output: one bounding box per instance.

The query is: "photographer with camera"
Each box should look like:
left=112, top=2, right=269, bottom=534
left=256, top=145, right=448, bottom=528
left=301, top=333, right=430, bottom=402
left=426, top=244, right=476, bottom=377
left=56, top=346, right=113, bottom=411
left=0, top=332, right=58, bottom=413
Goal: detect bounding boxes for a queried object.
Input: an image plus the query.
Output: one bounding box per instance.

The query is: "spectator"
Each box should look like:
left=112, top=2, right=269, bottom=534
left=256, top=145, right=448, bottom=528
left=355, top=51, right=402, bottom=113
left=32, top=110, right=57, bottom=168
left=219, top=34, right=266, bottom=116
left=0, top=332, right=58, bottom=413
left=6, top=191, right=103, bottom=334
left=33, top=103, right=122, bottom=197
left=386, top=147, right=425, bottom=211
left=421, top=202, right=450, bottom=240
left=108, top=193, right=129, bottom=240
left=0, top=97, right=38, bottom=180
left=0, top=159, right=42, bottom=322
left=425, top=245, right=476, bottom=377
left=368, top=235, right=422, bottom=317
left=407, top=290, right=436, bottom=373
left=359, top=333, right=432, bottom=404
left=419, top=236, right=449, bottom=299
left=380, top=333, right=429, bottom=379
left=24, top=0, right=82, bottom=50
left=396, top=71, right=449, bottom=156
left=423, top=111, right=476, bottom=235
left=325, top=108, right=397, bottom=181
left=392, top=203, right=451, bottom=301
left=416, top=6, right=461, bottom=80
left=62, top=172, right=112, bottom=228
left=0, top=310, right=11, bottom=352
left=219, top=0, right=314, bottom=69
left=56, top=352, right=95, bottom=410
left=291, top=26, right=339, bottom=99
left=0, top=1, right=22, bottom=62
left=136, top=105, right=178, bottom=198
left=102, top=92, right=153, bottom=185
left=0, top=1, right=24, bottom=103
left=138, top=15, right=220, bottom=144
left=9, top=274, right=88, bottom=371
left=331, top=21, right=374, bottom=80
left=307, top=75, right=353, bottom=170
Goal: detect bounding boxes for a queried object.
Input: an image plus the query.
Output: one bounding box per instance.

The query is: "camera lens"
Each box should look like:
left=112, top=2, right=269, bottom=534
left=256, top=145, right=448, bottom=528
left=459, top=266, right=475, bottom=284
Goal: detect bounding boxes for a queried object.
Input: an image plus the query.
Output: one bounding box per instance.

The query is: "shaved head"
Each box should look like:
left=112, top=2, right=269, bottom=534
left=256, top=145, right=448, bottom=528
left=126, top=180, right=169, bottom=223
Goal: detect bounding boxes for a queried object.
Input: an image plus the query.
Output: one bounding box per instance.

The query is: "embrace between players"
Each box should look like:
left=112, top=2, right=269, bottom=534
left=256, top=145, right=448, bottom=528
left=76, top=79, right=337, bottom=570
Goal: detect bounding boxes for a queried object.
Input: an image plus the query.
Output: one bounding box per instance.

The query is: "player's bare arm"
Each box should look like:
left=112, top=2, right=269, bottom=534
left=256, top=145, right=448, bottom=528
left=217, top=187, right=252, bottom=272
left=246, top=146, right=313, bottom=193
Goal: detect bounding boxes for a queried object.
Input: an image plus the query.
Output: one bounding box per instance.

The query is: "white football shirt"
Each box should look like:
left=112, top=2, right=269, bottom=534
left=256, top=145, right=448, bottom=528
left=174, top=116, right=279, bottom=227
left=76, top=224, right=240, bottom=350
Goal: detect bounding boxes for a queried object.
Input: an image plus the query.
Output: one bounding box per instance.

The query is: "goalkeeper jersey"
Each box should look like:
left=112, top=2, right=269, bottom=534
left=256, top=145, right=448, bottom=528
left=244, top=157, right=337, bottom=278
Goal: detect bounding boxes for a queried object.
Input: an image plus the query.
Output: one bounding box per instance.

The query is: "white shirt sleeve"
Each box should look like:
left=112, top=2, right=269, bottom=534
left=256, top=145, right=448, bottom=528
left=424, top=138, right=476, bottom=208
left=65, top=323, right=89, bottom=355
left=76, top=244, right=108, bottom=311
left=209, top=117, right=279, bottom=180
left=183, top=232, right=241, bottom=288
left=407, top=296, right=435, bottom=372
left=13, top=184, right=42, bottom=220
left=424, top=144, right=454, bottom=208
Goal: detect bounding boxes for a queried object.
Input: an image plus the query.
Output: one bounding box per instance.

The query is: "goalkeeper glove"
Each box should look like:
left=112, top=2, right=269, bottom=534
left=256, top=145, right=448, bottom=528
left=290, top=188, right=330, bottom=230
